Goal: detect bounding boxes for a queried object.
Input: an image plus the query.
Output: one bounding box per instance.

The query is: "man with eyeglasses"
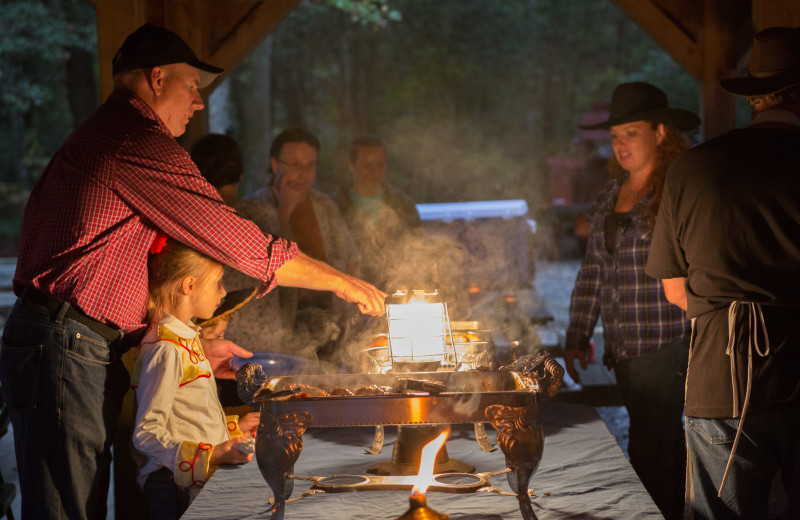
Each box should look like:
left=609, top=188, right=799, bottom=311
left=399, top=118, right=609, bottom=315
left=331, top=134, right=422, bottom=288
left=238, top=128, right=362, bottom=361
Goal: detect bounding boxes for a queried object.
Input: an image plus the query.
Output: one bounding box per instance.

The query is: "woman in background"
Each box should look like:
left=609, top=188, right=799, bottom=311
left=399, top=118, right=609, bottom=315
left=563, top=82, right=699, bottom=520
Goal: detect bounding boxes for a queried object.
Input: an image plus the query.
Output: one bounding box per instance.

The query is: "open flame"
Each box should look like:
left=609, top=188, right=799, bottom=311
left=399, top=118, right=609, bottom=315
left=411, top=430, right=449, bottom=496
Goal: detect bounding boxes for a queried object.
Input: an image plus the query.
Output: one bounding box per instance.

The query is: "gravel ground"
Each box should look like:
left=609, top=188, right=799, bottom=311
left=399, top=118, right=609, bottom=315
left=534, top=259, right=630, bottom=457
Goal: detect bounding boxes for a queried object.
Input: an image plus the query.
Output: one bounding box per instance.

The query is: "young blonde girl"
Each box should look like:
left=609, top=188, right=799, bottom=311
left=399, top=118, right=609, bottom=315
left=131, top=239, right=259, bottom=519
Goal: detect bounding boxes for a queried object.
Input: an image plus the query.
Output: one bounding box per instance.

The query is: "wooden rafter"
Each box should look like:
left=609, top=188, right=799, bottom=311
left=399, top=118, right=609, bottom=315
left=96, top=0, right=300, bottom=99
left=205, top=0, right=300, bottom=90
left=611, top=0, right=702, bottom=81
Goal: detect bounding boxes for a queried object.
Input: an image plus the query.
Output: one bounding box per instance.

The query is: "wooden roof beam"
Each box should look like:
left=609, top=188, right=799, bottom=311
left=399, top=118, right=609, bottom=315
left=96, top=0, right=300, bottom=98
left=700, top=0, right=741, bottom=139
left=205, top=0, right=301, bottom=90
left=611, top=0, right=702, bottom=82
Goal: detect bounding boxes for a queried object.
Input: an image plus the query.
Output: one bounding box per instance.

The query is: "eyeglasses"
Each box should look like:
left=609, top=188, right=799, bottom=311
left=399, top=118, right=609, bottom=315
left=275, top=158, right=317, bottom=174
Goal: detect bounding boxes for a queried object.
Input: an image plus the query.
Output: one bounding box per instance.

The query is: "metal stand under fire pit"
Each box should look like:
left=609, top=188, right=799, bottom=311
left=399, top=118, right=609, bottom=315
left=366, top=424, right=475, bottom=476
left=237, top=352, right=563, bottom=520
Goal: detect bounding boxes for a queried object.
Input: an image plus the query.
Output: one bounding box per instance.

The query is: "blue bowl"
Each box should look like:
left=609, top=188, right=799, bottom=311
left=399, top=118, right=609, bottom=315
left=231, top=352, right=318, bottom=376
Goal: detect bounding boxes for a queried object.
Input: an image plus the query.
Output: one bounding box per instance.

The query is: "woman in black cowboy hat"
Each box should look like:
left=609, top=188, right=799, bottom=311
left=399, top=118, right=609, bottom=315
left=564, top=81, right=700, bottom=520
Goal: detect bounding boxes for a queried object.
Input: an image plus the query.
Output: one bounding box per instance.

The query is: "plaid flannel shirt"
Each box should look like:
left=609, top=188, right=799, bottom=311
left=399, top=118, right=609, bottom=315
left=565, top=178, right=689, bottom=361
left=14, top=88, right=299, bottom=332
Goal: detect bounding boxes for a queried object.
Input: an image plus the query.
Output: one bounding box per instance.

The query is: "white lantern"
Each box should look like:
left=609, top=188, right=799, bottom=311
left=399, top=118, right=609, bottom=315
left=386, top=289, right=454, bottom=372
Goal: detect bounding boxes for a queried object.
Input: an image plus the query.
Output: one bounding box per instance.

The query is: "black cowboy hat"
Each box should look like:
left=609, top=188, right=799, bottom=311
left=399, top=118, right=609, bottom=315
left=196, top=286, right=257, bottom=329
left=579, top=82, right=700, bottom=131
left=112, top=23, right=223, bottom=88
left=721, top=26, right=800, bottom=96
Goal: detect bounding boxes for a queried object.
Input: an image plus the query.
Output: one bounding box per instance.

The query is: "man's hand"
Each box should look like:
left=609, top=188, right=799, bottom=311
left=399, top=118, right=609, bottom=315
left=563, top=347, right=588, bottom=384
left=210, top=437, right=253, bottom=466
left=333, top=273, right=387, bottom=316
left=274, top=252, right=387, bottom=316
left=203, top=338, right=253, bottom=379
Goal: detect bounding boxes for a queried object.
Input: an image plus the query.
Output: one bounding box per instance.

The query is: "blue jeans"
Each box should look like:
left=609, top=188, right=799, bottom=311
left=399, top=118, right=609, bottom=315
left=0, top=300, right=129, bottom=520
left=614, top=337, right=690, bottom=520
left=686, top=409, right=800, bottom=520
left=143, top=468, right=192, bottom=520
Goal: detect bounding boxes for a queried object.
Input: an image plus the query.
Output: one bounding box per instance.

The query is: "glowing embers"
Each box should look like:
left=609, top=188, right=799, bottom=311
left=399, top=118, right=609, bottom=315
left=386, top=288, right=455, bottom=372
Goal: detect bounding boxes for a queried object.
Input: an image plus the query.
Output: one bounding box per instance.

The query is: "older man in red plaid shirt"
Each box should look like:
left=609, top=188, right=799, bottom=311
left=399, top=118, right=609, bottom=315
left=0, top=24, right=385, bottom=520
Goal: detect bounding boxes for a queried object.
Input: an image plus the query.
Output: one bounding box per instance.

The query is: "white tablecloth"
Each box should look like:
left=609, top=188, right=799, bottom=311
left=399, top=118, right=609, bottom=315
left=182, top=402, right=661, bottom=519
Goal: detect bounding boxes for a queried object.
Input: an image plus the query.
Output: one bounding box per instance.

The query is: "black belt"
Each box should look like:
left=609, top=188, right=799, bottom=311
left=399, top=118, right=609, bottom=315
left=19, top=287, right=123, bottom=344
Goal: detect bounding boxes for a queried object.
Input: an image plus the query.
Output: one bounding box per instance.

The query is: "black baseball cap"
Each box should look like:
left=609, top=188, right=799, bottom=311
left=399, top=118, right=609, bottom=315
left=112, top=23, right=223, bottom=87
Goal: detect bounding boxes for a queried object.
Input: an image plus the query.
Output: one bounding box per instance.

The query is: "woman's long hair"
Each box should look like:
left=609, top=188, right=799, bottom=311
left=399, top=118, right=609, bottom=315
left=608, top=121, right=692, bottom=230
left=147, top=240, right=221, bottom=323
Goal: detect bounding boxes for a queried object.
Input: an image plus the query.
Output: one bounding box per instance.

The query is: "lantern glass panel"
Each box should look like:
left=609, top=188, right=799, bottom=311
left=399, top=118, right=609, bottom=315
left=387, top=300, right=449, bottom=369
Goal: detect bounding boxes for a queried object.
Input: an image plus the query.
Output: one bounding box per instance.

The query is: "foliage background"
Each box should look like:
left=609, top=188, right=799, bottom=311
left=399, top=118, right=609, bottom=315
left=0, top=0, right=707, bottom=254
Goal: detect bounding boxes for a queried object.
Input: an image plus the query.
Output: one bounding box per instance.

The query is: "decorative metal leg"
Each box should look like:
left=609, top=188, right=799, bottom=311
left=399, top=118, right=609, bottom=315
left=255, top=410, right=313, bottom=520
left=486, top=403, right=544, bottom=520
left=365, top=425, right=385, bottom=455
left=474, top=422, right=497, bottom=452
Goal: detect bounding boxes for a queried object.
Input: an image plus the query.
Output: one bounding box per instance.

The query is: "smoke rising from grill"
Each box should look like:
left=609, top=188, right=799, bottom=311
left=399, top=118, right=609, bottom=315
left=223, top=205, right=548, bottom=375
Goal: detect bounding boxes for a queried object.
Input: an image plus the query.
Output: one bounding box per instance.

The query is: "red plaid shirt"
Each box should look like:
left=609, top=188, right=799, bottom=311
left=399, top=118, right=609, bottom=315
left=14, top=88, right=299, bottom=332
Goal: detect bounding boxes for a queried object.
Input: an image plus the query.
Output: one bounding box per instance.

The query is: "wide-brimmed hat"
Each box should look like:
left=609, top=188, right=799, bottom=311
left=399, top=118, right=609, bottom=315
left=579, top=82, right=700, bottom=131
left=196, top=286, right=257, bottom=329
left=721, top=26, right=800, bottom=96
left=112, top=23, right=223, bottom=88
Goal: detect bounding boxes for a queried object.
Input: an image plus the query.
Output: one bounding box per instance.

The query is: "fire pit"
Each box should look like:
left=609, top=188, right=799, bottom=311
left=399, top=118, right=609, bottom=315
left=236, top=352, right=563, bottom=520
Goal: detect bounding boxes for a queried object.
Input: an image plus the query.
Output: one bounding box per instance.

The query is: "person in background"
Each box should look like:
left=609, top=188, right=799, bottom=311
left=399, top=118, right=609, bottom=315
left=194, top=130, right=362, bottom=362
left=563, top=82, right=699, bottom=519
left=132, top=239, right=259, bottom=519
left=197, top=286, right=258, bottom=409
left=197, top=286, right=258, bottom=343
left=189, top=133, right=244, bottom=206
left=0, top=24, right=384, bottom=520
left=190, top=134, right=284, bottom=354
left=260, top=128, right=362, bottom=361
left=646, top=26, right=800, bottom=519
left=331, top=134, right=422, bottom=288
left=572, top=140, right=611, bottom=255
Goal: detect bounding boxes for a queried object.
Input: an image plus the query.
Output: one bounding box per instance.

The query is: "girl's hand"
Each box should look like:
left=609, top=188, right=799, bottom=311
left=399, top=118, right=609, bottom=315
left=238, top=412, right=260, bottom=437
left=210, top=437, right=253, bottom=466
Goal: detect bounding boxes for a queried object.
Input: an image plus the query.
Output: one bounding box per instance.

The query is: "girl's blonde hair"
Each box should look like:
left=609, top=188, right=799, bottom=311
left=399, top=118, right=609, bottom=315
left=147, top=240, right=222, bottom=322
left=607, top=121, right=691, bottom=230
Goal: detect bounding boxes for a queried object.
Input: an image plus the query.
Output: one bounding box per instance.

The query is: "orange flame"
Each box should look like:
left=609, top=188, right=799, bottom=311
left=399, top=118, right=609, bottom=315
left=411, top=430, right=449, bottom=495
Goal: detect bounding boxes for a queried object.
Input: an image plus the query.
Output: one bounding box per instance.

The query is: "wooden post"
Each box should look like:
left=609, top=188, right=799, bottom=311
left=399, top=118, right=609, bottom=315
left=96, top=0, right=148, bottom=101
left=699, top=0, right=738, bottom=140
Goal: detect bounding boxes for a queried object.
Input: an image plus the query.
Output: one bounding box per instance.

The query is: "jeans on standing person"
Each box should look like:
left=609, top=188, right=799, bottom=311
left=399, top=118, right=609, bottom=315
left=614, top=337, right=690, bottom=520
left=143, top=467, right=192, bottom=520
left=685, top=408, right=800, bottom=520
left=0, top=299, right=129, bottom=520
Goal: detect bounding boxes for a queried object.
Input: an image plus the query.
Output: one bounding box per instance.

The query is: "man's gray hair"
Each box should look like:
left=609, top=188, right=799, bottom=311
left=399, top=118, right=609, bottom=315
left=747, top=85, right=800, bottom=108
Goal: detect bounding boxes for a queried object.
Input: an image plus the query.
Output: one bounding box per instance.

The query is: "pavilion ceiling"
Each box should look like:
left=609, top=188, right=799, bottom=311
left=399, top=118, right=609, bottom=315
left=95, top=0, right=800, bottom=140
